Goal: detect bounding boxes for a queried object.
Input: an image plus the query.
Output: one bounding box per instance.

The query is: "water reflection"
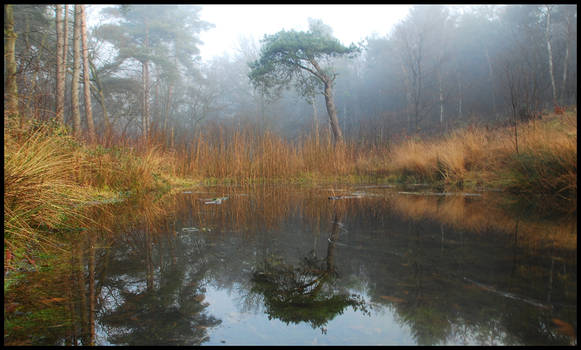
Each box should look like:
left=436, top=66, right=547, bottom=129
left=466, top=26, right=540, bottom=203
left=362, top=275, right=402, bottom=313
left=249, top=212, right=369, bottom=334
left=4, top=186, right=577, bottom=345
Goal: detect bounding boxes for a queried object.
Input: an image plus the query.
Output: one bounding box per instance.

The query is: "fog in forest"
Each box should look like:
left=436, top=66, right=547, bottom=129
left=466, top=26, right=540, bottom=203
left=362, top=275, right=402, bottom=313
left=7, top=4, right=577, bottom=144
left=4, top=5, right=578, bottom=346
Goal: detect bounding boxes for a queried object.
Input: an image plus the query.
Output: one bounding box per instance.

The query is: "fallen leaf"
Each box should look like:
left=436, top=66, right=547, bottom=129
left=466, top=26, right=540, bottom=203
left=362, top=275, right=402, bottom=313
left=552, top=318, right=576, bottom=338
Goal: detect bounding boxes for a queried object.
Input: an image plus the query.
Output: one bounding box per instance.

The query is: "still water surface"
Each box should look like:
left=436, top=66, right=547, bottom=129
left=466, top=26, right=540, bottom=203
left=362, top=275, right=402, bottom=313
left=4, top=185, right=577, bottom=345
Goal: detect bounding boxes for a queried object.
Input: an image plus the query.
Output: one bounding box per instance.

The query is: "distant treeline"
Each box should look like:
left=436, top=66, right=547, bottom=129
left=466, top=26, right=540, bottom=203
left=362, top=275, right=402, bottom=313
left=5, top=4, right=577, bottom=145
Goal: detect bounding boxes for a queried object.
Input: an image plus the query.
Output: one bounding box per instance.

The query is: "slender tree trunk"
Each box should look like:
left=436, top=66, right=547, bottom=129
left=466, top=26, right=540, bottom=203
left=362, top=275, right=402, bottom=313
left=145, top=227, right=154, bottom=291
left=142, top=23, right=151, bottom=145
left=457, top=73, right=463, bottom=120
left=163, top=55, right=178, bottom=136
left=164, top=83, right=173, bottom=135
left=545, top=6, right=557, bottom=106
left=414, top=44, right=423, bottom=133
left=484, top=47, right=496, bottom=117
left=80, top=5, right=95, bottom=143
left=506, top=64, right=520, bottom=155
left=88, top=58, right=111, bottom=140
left=311, top=96, right=319, bottom=146
left=63, top=5, right=69, bottom=123
left=4, top=5, right=19, bottom=121
left=400, top=62, right=412, bottom=132
left=323, top=82, right=343, bottom=144
left=23, top=12, right=32, bottom=118
left=326, top=212, right=340, bottom=274
left=55, top=5, right=65, bottom=124
left=28, top=31, right=47, bottom=121
left=75, top=241, right=88, bottom=345
left=438, top=68, right=445, bottom=133
left=154, top=70, right=160, bottom=130
left=142, top=61, right=150, bottom=144
left=308, top=58, right=344, bottom=144
left=560, top=11, right=571, bottom=104
left=71, top=5, right=82, bottom=138
left=88, top=233, right=96, bottom=346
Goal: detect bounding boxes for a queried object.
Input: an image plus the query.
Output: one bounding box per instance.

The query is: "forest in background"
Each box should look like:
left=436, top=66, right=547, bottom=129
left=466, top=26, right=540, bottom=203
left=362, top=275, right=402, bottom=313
left=3, top=5, right=577, bottom=264
left=5, top=4, right=577, bottom=144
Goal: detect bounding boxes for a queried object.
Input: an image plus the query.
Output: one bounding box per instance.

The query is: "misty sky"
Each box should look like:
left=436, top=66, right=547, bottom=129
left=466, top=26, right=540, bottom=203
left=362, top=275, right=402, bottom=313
left=87, top=5, right=484, bottom=62
left=198, top=5, right=415, bottom=60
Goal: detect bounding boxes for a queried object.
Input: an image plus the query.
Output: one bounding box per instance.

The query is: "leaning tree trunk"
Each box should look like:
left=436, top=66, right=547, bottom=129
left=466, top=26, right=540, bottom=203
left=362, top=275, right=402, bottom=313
left=80, top=5, right=95, bottom=143
left=4, top=4, right=19, bottom=122
left=71, top=5, right=82, bottom=138
left=323, top=82, right=343, bottom=144
left=309, top=58, right=343, bottom=144
left=55, top=5, right=65, bottom=124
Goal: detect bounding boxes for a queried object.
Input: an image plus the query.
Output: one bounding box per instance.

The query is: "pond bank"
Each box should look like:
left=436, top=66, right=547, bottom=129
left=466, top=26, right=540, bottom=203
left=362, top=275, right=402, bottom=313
left=4, top=111, right=576, bottom=279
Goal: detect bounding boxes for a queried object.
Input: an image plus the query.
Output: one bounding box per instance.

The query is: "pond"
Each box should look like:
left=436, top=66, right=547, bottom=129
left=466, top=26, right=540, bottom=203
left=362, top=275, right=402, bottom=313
left=4, top=185, right=577, bottom=345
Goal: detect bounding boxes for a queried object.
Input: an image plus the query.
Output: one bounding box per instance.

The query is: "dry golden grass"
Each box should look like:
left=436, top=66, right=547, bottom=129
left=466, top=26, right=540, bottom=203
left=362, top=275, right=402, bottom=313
left=4, top=121, right=180, bottom=264
left=386, top=110, right=577, bottom=198
left=173, top=125, right=391, bottom=183
left=506, top=112, right=577, bottom=199
left=4, top=123, right=89, bottom=257
left=4, top=108, right=575, bottom=267
left=388, top=139, right=439, bottom=181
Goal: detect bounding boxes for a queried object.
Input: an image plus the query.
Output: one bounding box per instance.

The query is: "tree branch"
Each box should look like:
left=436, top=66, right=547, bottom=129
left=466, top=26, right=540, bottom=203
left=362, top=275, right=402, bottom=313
left=294, top=60, right=325, bottom=82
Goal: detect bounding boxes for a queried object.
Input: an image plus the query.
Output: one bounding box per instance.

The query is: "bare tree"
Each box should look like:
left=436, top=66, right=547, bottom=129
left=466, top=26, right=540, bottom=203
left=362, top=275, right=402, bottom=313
left=63, top=5, right=69, bottom=123
left=559, top=7, right=574, bottom=104
left=80, top=5, right=95, bottom=142
left=142, top=23, right=151, bottom=145
left=544, top=5, right=558, bottom=106
left=4, top=5, right=19, bottom=121
left=504, top=61, right=520, bottom=154
left=71, top=5, right=82, bottom=138
left=55, top=5, right=65, bottom=124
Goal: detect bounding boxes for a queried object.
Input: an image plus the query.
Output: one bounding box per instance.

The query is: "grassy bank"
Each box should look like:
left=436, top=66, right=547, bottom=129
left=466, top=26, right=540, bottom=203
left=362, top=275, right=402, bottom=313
left=4, top=108, right=576, bottom=270
left=4, top=119, right=194, bottom=269
left=387, top=109, right=577, bottom=200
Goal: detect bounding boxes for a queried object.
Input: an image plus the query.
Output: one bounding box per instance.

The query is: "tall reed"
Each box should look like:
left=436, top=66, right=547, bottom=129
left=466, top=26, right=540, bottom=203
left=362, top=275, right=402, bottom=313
left=173, top=124, right=391, bottom=183
left=4, top=122, right=89, bottom=258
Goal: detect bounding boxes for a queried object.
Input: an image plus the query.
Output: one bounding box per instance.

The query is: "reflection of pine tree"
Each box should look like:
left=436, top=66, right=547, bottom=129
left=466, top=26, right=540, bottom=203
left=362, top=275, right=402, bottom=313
left=100, top=285, right=220, bottom=345
left=250, top=213, right=368, bottom=332
left=98, top=226, right=221, bottom=345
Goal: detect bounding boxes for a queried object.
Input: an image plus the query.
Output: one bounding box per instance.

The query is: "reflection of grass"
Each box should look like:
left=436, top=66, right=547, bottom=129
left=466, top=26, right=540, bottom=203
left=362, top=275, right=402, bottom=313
left=4, top=250, right=77, bottom=345
left=390, top=194, right=576, bottom=250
